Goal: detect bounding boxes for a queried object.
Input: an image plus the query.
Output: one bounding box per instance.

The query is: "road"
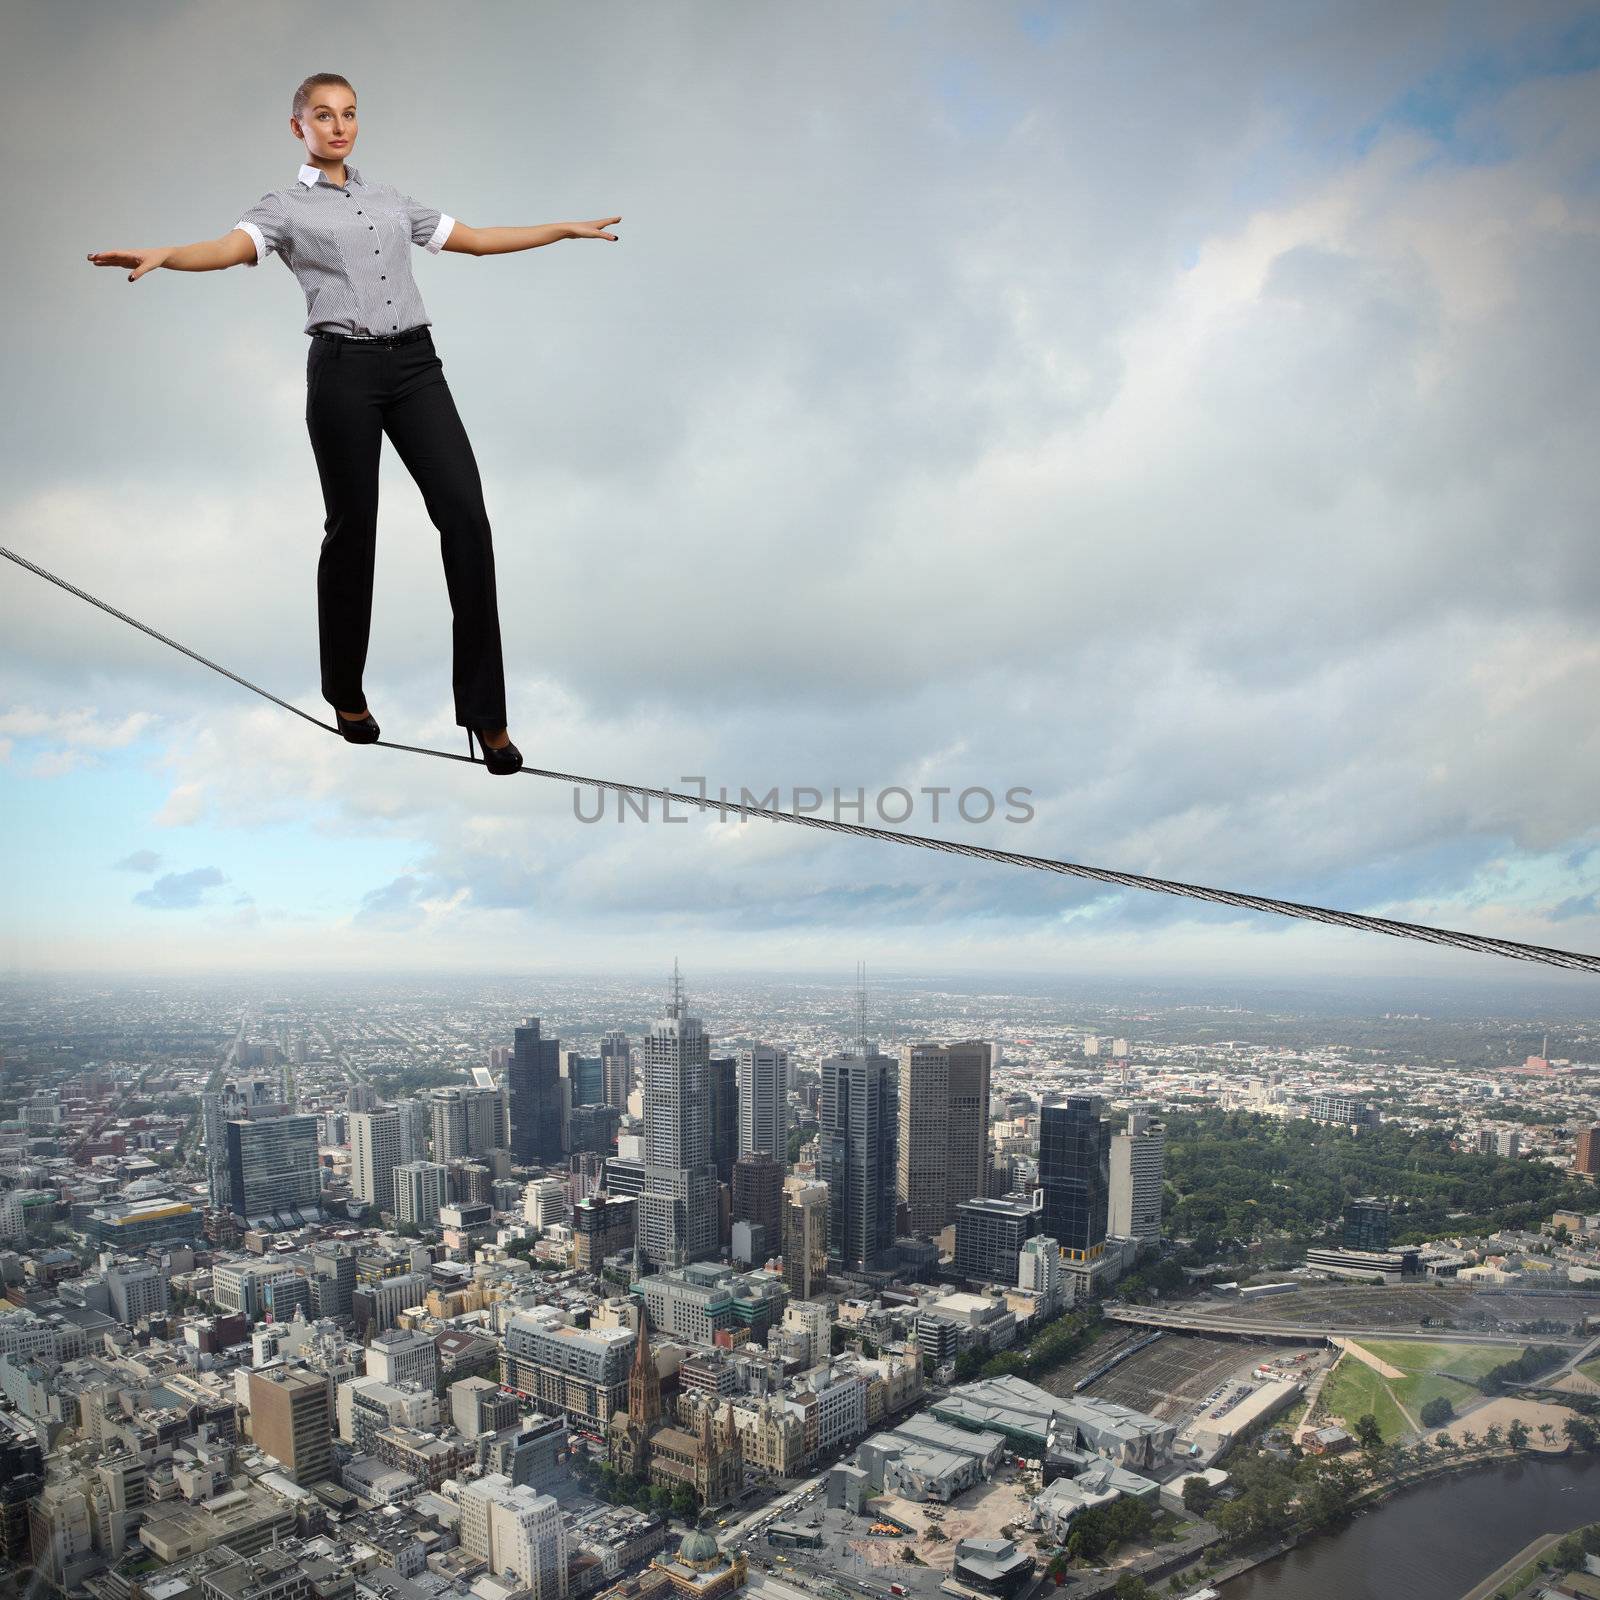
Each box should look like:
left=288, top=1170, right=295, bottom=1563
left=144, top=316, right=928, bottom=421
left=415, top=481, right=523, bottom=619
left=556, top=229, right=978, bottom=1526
left=721, top=1469, right=827, bottom=1544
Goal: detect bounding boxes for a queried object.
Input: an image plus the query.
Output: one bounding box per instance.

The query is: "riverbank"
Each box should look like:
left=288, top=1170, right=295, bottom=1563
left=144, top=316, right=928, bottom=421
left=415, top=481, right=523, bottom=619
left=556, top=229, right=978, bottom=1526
left=1457, top=1532, right=1568, bottom=1600
left=1142, top=1446, right=1580, bottom=1597
left=1219, top=1453, right=1600, bottom=1599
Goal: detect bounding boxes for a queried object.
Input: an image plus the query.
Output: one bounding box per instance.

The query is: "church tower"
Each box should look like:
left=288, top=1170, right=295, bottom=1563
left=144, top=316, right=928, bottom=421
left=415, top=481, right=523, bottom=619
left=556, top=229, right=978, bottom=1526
left=609, top=1311, right=661, bottom=1478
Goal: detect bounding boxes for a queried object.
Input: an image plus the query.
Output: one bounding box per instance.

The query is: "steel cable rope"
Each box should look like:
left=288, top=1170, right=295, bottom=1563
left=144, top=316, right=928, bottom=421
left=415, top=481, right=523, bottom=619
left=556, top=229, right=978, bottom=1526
left=4, top=541, right=1598, bottom=975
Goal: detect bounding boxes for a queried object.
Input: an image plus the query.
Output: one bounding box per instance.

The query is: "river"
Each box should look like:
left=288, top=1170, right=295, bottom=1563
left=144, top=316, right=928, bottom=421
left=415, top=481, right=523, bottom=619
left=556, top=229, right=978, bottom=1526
left=1221, top=1455, right=1600, bottom=1600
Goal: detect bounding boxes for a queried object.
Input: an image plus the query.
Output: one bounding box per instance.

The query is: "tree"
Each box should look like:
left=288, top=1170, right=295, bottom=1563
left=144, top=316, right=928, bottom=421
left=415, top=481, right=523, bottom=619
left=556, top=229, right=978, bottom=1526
left=1114, top=1577, right=1153, bottom=1600
left=1539, top=1423, right=1557, bottom=1447
left=1508, top=1419, right=1530, bottom=1452
left=1483, top=1424, right=1503, bottom=1451
left=1434, top=1431, right=1454, bottom=1453
left=1420, top=1396, right=1454, bottom=1429
left=1353, top=1413, right=1383, bottom=1449
left=1564, top=1417, right=1597, bottom=1452
left=1181, top=1475, right=1218, bottom=1517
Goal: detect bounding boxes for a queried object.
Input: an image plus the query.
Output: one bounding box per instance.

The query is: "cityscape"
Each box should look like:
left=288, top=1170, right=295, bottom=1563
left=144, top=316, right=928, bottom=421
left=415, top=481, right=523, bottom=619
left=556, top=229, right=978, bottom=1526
left=0, top=968, right=1599, bottom=1600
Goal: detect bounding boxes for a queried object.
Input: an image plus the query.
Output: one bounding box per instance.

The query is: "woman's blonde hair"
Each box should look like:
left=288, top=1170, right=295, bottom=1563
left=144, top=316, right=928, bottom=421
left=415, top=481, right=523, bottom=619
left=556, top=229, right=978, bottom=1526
left=293, top=74, right=356, bottom=126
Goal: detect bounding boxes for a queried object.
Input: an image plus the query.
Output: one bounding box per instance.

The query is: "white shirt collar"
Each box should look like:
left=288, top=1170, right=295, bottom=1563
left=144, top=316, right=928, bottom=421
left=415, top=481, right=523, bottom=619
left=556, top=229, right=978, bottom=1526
left=297, top=161, right=361, bottom=188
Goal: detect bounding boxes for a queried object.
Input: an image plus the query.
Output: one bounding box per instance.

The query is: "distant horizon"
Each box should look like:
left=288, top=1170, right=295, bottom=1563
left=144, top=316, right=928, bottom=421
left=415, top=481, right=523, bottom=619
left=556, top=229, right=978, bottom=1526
left=3, top=961, right=1596, bottom=1021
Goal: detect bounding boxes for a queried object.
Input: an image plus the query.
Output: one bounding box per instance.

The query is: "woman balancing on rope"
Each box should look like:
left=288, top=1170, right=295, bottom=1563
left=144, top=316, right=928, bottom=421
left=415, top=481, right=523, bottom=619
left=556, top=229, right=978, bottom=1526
left=86, top=72, right=620, bottom=776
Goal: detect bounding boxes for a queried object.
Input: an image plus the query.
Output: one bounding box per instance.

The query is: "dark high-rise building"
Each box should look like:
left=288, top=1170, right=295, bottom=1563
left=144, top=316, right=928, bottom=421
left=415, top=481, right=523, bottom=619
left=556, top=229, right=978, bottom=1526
left=731, top=1152, right=784, bottom=1243
left=1342, top=1198, right=1390, bottom=1252
left=569, top=1103, right=622, bottom=1156
left=954, top=1195, right=1041, bottom=1284
left=710, top=1056, right=739, bottom=1184
left=819, top=1052, right=898, bottom=1274
left=0, top=1413, right=44, bottom=1566
left=226, top=1114, right=322, bottom=1224
left=1038, top=1096, right=1109, bottom=1263
left=509, top=1018, right=562, bottom=1165
left=570, top=1055, right=606, bottom=1108
left=897, top=1040, right=993, bottom=1236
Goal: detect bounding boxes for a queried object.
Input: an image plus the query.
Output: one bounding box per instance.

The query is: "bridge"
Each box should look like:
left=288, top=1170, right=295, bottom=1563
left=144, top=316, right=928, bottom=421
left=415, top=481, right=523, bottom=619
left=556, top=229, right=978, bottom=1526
left=1102, top=1306, right=1566, bottom=1349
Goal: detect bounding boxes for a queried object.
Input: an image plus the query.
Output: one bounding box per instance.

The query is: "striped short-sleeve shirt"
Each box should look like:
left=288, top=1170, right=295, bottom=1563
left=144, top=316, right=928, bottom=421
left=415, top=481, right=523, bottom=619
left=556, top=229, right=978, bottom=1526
left=233, top=162, right=456, bottom=337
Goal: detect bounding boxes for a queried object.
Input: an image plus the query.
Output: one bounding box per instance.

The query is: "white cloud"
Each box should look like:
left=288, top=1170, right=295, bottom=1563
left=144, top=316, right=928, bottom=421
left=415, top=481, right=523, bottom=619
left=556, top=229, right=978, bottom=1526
left=2, top=4, right=1598, bottom=976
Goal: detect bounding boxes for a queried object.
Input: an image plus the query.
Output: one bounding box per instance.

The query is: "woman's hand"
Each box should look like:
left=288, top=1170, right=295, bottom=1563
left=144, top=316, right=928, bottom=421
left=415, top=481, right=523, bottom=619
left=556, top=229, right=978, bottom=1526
left=86, top=247, right=171, bottom=282
left=567, top=217, right=621, bottom=241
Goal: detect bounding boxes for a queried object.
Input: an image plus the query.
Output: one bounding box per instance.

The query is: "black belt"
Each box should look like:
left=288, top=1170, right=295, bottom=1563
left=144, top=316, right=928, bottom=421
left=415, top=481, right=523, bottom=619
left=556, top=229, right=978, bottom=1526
left=311, top=325, right=431, bottom=348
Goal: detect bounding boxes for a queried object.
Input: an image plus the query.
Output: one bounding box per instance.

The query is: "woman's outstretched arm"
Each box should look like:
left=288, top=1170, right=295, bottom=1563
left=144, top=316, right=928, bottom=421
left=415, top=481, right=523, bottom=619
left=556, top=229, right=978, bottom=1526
left=443, top=215, right=621, bottom=256
left=88, top=232, right=257, bottom=280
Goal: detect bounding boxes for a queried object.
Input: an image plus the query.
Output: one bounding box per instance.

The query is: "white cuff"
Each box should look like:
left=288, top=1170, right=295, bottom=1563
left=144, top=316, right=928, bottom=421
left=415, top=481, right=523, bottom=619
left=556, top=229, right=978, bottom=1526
left=235, top=222, right=266, bottom=266
left=425, top=213, right=455, bottom=255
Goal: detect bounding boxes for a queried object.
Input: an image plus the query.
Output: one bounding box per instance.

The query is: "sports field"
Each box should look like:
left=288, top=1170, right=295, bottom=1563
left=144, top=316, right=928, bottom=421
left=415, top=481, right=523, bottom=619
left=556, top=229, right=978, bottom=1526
left=1071, top=1334, right=1303, bottom=1421
left=1319, top=1339, right=1521, bottom=1441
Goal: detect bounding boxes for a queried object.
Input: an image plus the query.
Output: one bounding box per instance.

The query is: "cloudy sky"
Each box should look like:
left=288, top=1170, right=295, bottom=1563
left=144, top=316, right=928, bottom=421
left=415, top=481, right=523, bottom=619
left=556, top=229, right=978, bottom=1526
left=3, top=0, right=1599, bottom=989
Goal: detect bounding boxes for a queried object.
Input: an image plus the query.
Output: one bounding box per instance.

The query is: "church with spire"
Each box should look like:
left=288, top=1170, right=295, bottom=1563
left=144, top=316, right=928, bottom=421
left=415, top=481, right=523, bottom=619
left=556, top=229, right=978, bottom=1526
left=608, top=1308, right=743, bottom=1509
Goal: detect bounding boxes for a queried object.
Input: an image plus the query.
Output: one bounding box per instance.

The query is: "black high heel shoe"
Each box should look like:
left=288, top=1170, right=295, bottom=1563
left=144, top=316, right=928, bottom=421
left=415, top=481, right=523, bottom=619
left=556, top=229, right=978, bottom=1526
left=335, top=708, right=381, bottom=744
left=468, top=727, right=523, bottom=776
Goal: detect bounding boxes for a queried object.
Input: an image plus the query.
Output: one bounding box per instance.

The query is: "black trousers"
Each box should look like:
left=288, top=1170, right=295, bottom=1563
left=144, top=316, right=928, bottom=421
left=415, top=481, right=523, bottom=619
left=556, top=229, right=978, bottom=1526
left=304, top=327, right=507, bottom=729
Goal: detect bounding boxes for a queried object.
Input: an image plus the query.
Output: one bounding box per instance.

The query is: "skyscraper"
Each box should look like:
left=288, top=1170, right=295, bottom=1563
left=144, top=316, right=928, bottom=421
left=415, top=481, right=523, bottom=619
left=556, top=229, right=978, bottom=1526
left=709, top=1056, right=739, bottom=1184
left=638, top=967, right=719, bottom=1269
left=731, top=1152, right=784, bottom=1245
left=393, top=1097, right=431, bottom=1164
left=351, top=1109, right=403, bottom=1214
left=946, top=1039, right=993, bottom=1217
left=430, top=1083, right=507, bottom=1163
left=568, top=1054, right=605, bottom=1107
left=738, top=1045, right=789, bottom=1165
left=1107, top=1110, right=1165, bottom=1244
left=782, top=1176, right=829, bottom=1299
left=226, top=1115, right=322, bottom=1223
left=819, top=1051, right=898, bottom=1273
left=896, top=1040, right=992, bottom=1236
left=201, top=1091, right=229, bottom=1209
left=601, top=1030, right=632, bottom=1110
left=510, top=1018, right=562, bottom=1165
left=1037, top=1096, right=1109, bottom=1263
left=897, top=1045, right=949, bottom=1236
